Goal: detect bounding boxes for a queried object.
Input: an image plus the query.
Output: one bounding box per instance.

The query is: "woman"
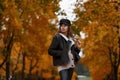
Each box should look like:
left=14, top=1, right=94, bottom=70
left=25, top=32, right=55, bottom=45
left=48, top=19, right=81, bottom=80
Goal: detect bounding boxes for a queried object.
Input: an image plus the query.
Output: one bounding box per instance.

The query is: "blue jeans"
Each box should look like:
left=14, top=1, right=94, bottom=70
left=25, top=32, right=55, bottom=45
left=59, top=68, right=74, bottom=80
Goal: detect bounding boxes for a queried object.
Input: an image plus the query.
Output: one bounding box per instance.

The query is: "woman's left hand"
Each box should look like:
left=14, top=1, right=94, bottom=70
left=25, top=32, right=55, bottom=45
left=75, top=40, right=81, bottom=49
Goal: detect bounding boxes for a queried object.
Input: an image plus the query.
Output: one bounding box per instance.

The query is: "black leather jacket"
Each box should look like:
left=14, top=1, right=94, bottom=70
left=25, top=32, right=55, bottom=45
left=48, top=33, right=80, bottom=66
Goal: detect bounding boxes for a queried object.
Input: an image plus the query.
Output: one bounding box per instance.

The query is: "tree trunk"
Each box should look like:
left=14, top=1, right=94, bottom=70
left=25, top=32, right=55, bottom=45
left=5, top=43, right=13, bottom=80
left=21, top=52, right=26, bottom=80
left=112, top=66, right=118, bottom=80
left=109, top=47, right=119, bottom=80
left=6, top=56, right=10, bottom=80
left=5, top=33, right=14, bottom=80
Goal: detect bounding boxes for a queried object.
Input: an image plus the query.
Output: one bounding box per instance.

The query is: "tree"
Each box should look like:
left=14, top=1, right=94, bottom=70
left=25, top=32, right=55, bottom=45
left=74, top=0, right=120, bottom=80
left=0, top=0, right=60, bottom=79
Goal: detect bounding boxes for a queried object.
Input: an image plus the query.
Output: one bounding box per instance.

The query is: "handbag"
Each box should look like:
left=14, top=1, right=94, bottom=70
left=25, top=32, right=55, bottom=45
left=71, top=45, right=81, bottom=64
left=74, top=53, right=80, bottom=63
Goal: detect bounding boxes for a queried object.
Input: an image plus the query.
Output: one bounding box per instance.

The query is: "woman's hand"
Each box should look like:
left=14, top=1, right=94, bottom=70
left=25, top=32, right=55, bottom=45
left=75, top=40, right=81, bottom=49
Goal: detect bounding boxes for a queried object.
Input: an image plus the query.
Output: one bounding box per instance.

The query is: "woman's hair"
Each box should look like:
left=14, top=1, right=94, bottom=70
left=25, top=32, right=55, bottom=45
left=58, top=19, right=73, bottom=38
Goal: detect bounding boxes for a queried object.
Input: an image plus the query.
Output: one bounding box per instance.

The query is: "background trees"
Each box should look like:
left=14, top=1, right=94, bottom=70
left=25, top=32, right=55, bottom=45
left=0, top=0, right=119, bottom=80
left=0, top=0, right=60, bottom=80
left=74, top=0, right=120, bottom=80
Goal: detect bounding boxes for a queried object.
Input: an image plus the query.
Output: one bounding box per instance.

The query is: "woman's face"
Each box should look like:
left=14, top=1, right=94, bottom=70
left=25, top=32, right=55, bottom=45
left=60, top=24, right=68, bottom=33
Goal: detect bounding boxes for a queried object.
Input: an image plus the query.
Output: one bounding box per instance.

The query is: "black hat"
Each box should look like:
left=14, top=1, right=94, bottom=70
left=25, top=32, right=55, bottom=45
left=59, top=19, right=71, bottom=26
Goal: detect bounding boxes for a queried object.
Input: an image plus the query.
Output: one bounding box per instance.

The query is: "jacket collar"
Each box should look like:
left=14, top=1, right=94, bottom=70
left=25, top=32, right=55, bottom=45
left=59, top=33, right=75, bottom=47
left=59, top=33, right=69, bottom=41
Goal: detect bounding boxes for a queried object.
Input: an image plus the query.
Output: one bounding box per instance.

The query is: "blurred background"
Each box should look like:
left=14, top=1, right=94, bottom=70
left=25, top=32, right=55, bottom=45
left=0, top=0, right=119, bottom=80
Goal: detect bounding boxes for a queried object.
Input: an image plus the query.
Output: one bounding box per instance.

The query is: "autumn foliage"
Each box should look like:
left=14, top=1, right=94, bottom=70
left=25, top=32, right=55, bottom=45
left=0, top=0, right=119, bottom=80
left=74, top=0, right=120, bottom=80
left=0, top=0, right=60, bottom=80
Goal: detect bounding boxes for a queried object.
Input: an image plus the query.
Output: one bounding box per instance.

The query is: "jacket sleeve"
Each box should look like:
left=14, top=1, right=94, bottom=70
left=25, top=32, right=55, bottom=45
left=48, top=35, right=63, bottom=57
left=71, top=45, right=81, bottom=63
